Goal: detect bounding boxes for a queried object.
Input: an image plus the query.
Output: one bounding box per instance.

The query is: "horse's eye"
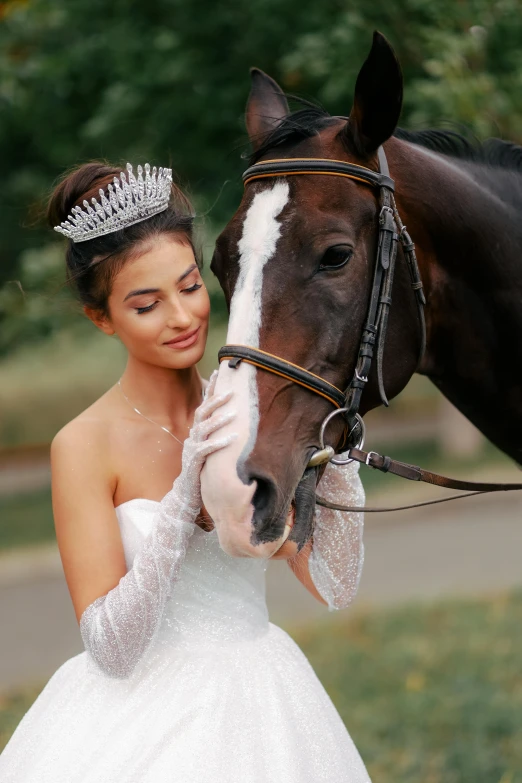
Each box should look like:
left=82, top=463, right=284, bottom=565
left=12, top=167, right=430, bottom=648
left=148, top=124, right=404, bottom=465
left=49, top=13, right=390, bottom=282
left=318, top=245, right=353, bottom=271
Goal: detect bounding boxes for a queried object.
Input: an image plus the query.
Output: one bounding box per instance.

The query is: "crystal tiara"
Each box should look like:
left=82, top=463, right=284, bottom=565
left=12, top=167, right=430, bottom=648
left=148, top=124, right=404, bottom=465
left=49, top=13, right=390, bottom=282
left=53, top=162, right=173, bottom=243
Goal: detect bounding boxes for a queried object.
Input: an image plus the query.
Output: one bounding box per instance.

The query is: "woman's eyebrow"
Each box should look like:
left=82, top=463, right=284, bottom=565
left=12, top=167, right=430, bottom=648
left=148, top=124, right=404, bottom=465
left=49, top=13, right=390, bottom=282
left=123, top=287, right=159, bottom=302
left=177, top=263, right=198, bottom=283
left=123, top=265, right=198, bottom=302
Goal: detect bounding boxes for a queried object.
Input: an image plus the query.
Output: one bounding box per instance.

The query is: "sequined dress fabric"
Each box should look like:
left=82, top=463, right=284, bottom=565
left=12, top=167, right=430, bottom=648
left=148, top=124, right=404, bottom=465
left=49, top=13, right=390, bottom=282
left=0, top=498, right=370, bottom=782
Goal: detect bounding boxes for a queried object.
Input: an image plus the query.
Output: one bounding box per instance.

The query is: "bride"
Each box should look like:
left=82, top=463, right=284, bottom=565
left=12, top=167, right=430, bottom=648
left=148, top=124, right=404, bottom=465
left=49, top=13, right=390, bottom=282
left=0, top=160, right=370, bottom=782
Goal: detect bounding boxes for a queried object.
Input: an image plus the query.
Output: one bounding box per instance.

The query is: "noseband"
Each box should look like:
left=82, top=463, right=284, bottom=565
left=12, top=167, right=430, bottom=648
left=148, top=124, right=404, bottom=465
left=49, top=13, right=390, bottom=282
left=218, top=147, right=427, bottom=464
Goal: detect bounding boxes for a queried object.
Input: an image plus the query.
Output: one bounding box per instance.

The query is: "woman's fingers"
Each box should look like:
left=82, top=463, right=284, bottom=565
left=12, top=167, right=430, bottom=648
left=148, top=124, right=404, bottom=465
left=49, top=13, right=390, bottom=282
left=194, top=389, right=233, bottom=424
left=198, top=432, right=238, bottom=458
left=198, top=410, right=236, bottom=439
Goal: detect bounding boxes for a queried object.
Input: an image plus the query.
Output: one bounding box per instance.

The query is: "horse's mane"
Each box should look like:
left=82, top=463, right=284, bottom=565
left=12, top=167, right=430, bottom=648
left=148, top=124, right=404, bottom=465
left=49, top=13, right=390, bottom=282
left=248, top=100, right=522, bottom=174
left=394, top=128, right=522, bottom=172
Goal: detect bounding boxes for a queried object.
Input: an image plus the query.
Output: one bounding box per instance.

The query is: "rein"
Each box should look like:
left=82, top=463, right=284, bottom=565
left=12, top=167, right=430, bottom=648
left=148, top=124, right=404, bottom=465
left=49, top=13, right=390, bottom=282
left=218, top=147, right=522, bottom=512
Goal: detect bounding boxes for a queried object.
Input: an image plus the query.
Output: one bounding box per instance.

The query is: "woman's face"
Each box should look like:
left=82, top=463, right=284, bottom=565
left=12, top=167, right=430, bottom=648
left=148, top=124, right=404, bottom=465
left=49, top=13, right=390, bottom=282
left=101, top=234, right=210, bottom=368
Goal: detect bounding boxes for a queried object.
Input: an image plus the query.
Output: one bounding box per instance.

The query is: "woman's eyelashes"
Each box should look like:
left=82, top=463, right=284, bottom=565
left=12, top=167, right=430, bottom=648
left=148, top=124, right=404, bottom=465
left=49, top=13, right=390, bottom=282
left=135, top=302, right=158, bottom=314
left=134, top=283, right=203, bottom=314
left=183, top=282, right=203, bottom=294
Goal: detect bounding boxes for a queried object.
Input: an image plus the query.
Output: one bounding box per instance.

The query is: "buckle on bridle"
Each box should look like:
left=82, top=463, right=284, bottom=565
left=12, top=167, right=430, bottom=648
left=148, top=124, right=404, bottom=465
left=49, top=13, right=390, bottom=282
left=312, top=409, right=366, bottom=467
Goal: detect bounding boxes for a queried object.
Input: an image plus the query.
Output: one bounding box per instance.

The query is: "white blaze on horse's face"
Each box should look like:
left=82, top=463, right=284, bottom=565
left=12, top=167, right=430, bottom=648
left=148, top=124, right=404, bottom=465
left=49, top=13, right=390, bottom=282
left=200, top=182, right=290, bottom=557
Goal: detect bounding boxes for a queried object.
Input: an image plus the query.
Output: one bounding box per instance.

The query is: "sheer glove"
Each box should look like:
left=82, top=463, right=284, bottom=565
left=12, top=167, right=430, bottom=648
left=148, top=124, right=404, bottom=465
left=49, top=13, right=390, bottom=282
left=80, top=375, right=236, bottom=679
left=308, top=459, right=365, bottom=611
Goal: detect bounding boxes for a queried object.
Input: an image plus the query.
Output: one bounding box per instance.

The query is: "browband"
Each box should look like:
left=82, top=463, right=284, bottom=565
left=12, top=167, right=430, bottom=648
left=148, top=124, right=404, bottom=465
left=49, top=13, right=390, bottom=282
left=217, top=345, right=346, bottom=409
left=242, top=157, right=395, bottom=191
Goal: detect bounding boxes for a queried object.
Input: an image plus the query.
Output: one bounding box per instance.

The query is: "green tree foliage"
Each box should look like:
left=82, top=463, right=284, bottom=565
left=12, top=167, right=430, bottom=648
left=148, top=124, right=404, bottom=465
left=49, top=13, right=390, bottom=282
left=1, top=0, right=521, bottom=352
left=0, top=243, right=82, bottom=354
left=283, top=0, right=522, bottom=138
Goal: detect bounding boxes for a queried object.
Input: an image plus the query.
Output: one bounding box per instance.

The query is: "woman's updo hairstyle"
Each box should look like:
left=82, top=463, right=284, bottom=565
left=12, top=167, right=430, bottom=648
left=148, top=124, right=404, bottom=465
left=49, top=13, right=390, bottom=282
left=47, top=161, right=199, bottom=317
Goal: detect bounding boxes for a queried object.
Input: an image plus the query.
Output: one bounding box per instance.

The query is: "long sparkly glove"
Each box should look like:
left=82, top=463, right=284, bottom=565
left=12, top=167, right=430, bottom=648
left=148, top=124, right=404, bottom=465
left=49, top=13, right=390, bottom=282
left=80, top=380, right=236, bottom=679
left=308, top=459, right=365, bottom=611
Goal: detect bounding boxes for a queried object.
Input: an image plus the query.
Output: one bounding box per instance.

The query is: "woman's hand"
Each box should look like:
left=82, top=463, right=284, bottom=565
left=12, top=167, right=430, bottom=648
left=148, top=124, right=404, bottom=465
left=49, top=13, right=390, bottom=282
left=174, top=371, right=237, bottom=517
left=307, top=460, right=365, bottom=610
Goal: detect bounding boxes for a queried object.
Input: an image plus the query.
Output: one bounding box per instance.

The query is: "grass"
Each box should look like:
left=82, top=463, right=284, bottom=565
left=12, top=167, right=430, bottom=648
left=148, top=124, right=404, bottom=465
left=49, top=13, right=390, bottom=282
left=0, top=684, right=44, bottom=754
left=294, top=592, right=522, bottom=782
left=0, top=488, right=54, bottom=550
left=0, top=487, right=55, bottom=551
left=2, top=591, right=522, bottom=780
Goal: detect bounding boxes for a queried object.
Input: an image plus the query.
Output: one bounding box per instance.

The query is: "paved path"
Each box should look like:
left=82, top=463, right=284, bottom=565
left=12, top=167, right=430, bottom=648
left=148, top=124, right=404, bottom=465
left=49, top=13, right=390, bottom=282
left=1, top=488, right=520, bottom=693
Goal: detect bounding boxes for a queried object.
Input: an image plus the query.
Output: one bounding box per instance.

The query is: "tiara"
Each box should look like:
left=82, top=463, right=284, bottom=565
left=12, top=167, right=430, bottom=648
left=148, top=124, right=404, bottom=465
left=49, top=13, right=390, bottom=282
left=54, top=162, right=173, bottom=243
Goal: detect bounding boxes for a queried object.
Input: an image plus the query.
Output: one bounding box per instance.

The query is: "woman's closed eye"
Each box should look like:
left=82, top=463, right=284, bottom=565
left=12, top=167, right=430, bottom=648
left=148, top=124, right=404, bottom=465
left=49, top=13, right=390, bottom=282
left=135, top=302, right=158, bottom=314
left=134, top=283, right=203, bottom=313
left=181, top=282, right=203, bottom=294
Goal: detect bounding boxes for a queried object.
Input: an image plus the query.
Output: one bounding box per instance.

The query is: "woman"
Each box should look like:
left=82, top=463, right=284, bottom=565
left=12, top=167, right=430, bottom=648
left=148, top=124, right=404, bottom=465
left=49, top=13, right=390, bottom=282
left=0, top=160, right=370, bottom=781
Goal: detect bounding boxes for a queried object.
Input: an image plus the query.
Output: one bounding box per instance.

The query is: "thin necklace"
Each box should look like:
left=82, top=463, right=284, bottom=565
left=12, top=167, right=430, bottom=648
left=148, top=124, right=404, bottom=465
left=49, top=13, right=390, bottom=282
left=117, top=377, right=200, bottom=446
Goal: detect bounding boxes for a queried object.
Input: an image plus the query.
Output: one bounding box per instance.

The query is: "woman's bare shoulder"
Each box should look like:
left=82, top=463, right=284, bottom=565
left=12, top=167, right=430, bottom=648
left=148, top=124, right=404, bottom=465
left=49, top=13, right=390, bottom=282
left=51, top=389, right=119, bottom=477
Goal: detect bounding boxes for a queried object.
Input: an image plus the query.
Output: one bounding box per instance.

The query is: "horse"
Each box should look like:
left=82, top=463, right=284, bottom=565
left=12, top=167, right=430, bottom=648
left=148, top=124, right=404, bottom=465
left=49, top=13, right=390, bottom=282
left=200, top=31, right=522, bottom=559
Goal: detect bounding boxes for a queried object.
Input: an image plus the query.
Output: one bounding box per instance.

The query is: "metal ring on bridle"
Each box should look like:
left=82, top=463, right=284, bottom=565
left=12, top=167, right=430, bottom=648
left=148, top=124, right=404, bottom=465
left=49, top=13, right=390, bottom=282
left=319, top=410, right=366, bottom=466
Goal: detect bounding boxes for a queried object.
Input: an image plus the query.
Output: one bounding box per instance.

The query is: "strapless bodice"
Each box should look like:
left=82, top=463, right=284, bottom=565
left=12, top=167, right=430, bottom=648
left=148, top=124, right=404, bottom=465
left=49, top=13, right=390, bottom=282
left=115, top=499, right=269, bottom=649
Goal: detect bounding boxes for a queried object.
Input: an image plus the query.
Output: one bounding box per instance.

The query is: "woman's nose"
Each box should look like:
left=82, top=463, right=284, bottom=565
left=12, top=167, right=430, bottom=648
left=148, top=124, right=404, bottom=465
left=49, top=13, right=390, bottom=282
left=166, top=299, right=192, bottom=329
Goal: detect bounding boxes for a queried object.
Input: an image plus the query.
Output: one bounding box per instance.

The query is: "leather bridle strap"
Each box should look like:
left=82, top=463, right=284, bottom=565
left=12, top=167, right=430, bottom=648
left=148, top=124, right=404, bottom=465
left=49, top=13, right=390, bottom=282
left=314, top=447, right=522, bottom=513
left=218, top=344, right=346, bottom=409
left=343, top=147, right=398, bottom=421
left=242, top=157, right=395, bottom=191
left=348, top=447, right=522, bottom=491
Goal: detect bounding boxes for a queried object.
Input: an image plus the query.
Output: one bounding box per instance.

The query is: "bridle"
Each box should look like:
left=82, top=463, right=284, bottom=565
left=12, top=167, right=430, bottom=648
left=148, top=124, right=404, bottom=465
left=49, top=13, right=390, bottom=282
left=218, top=146, right=426, bottom=462
left=217, top=146, right=522, bottom=508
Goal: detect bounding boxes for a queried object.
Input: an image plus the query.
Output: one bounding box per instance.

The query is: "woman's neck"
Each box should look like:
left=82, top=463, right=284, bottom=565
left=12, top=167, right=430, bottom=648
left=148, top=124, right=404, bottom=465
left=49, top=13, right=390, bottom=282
left=117, top=359, right=203, bottom=430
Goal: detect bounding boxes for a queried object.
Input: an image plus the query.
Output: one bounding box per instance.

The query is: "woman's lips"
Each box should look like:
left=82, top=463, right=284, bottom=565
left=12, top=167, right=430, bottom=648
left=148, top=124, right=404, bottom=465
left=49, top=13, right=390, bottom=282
left=163, top=326, right=200, bottom=350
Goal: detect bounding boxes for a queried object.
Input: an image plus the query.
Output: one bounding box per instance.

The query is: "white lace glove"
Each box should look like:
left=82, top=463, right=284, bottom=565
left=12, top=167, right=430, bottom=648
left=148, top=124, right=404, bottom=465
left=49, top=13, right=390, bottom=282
left=80, top=374, right=236, bottom=679
left=308, top=459, right=365, bottom=611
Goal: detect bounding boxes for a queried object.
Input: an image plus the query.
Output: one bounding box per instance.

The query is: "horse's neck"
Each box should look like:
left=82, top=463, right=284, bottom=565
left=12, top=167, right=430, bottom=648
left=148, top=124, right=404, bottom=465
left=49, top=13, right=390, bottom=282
left=395, top=142, right=522, bottom=464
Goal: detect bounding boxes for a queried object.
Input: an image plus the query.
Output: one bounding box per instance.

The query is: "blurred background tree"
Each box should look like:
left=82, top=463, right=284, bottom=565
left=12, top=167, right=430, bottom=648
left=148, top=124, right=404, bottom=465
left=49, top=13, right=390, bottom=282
left=2, top=0, right=522, bottom=304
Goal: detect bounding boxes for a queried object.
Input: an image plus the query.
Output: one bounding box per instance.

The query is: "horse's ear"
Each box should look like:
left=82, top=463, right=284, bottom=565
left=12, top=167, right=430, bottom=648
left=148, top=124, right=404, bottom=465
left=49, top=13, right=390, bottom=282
left=345, top=31, right=403, bottom=156
left=246, top=68, right=290, bottom=150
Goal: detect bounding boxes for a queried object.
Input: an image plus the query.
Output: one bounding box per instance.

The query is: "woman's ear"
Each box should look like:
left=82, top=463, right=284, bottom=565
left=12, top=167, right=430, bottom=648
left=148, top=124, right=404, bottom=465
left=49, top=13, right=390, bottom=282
left=83, top=306, right=116, bottom=336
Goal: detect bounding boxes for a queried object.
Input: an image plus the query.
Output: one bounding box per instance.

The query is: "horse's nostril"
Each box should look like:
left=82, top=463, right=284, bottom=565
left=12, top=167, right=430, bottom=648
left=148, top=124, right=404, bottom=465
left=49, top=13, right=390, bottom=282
left=249, top=474, right=284, bottom=544
left=251, top=476, right=275, bottom=517
left=240, top=468, right=284, bottom=543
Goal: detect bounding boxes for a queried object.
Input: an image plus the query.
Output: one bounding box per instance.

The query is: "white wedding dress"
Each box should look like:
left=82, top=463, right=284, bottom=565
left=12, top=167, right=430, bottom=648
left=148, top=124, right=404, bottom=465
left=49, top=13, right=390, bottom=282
left=0, top=497, right=370, bottom=782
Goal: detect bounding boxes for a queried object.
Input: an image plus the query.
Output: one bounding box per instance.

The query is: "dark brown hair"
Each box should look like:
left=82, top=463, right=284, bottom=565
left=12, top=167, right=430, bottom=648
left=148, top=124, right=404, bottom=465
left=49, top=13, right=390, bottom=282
left=47, top=161, right=199, bottom=316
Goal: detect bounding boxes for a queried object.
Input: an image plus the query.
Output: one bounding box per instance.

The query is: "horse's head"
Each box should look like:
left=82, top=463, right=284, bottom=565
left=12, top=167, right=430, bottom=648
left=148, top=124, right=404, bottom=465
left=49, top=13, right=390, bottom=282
left=201, top=32, right=423, bottom=557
